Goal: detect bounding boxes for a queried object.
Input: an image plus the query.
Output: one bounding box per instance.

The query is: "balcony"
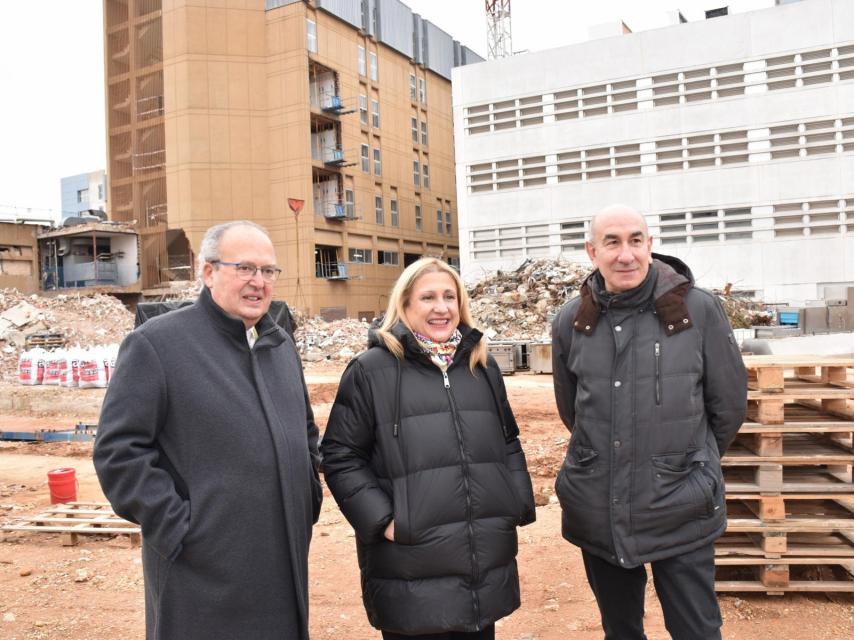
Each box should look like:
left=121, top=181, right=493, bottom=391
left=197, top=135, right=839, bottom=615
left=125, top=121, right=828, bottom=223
left=320, top=94, right=356, bottom=115
left=315, top=260, right=348, bottom=280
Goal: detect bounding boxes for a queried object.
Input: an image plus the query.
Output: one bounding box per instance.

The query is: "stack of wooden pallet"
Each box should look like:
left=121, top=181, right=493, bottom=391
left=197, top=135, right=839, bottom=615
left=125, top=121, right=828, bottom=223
left=716, top=355, right=854, bottom=594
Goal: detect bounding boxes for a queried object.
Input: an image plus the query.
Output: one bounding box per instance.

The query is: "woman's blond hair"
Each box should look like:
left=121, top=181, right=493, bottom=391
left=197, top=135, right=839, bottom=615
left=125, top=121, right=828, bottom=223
left=375, top=257, right=487, bottom=372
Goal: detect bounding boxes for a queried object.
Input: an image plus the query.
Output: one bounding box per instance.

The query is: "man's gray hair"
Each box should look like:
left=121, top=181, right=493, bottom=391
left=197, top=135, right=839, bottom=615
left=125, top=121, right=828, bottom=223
left=197, top=220, right=269, bottom=271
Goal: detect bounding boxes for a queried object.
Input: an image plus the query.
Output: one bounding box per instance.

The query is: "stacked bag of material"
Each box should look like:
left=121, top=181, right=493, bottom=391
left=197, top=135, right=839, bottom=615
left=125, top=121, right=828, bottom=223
left=18, top=344, right=119, bottom=388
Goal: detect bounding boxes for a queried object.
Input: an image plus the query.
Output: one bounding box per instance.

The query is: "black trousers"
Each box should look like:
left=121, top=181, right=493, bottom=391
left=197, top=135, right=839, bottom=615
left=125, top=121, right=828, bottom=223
left=381, top=625, right=495, bottom=640
left=582, top=543, right=722, bottom=640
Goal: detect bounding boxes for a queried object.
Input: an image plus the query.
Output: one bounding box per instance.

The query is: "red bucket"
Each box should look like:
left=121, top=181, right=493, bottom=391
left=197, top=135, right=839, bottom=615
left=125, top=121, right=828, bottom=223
left=47, top=467, right=77, bottom=504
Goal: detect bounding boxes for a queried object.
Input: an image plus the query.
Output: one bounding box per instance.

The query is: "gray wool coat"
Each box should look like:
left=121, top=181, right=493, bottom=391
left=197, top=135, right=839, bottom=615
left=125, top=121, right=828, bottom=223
left=551, top=255, right=747, bottom=568
left=94, top=287, right=322, bottom=640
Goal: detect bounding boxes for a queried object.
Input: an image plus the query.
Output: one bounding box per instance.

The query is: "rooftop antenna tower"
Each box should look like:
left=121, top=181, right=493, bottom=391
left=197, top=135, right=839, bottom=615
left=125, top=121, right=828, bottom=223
left=485, top=0, right=512, bottom=59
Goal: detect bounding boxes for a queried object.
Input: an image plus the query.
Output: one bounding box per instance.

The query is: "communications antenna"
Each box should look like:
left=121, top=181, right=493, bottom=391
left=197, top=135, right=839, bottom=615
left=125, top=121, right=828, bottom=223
left=485, top=0, right=512, bottom=59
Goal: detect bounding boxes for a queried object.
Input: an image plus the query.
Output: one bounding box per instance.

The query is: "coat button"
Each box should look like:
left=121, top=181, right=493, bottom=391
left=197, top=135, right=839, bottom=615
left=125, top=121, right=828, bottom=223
left=612, top=497, right=619, bottom=504
left=614, top=380, right=622, bottom=388
left=615, top=325, right=622, bottom=332
left=656, top=473, right=662, bottom=478
left=613, top=440, right=621, bottom=448
left=667, top=324, right=674, bottom=330
left=585, top=325, right=591, bottom=330
left=683, top=318, right=689, bottom=324
left=574, top=321, right=579, bottom=327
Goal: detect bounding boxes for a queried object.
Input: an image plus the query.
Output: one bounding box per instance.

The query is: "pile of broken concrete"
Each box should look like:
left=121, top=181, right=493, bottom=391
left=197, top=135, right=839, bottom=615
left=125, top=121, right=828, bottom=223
left=0, top=289, right=133, bottom=382
left=468, top=258, right=590, bottom=341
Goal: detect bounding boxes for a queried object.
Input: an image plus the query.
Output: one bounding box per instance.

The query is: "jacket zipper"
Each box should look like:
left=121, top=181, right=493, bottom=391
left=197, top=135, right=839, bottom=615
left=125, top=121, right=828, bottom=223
left=442, top=368, right=481, bottom=627
left=654, top=341, right=661, bottom=406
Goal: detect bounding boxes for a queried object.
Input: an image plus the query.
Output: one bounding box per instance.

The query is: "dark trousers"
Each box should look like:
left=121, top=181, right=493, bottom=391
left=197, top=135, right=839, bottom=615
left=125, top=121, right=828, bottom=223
left=381, top=625, right=495, bottom=640
left=582, top=543, right=722, bottom=640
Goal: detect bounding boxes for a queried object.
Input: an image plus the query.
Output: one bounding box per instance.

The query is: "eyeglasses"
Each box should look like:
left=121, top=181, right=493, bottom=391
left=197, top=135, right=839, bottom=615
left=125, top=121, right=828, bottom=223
left=211, top=260, right=282, bottom=282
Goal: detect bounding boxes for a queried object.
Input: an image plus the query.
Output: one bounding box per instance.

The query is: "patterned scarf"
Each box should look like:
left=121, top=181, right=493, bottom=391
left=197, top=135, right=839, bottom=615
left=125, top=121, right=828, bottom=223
left=411, top=329, right=462, bottom=369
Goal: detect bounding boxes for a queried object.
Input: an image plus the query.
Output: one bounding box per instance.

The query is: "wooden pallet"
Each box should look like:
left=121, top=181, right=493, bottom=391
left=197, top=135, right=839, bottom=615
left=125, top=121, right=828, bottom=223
left=1, top=502, right=140, bottom=547
left=744, top=355, right=854, bottom=393
left=725, top=499, right=854, bottom=554
left=724, top=463, right=853, bottom=493
left=715, top=562, right=854, bottom=594
left=726, top=493, right=854, bottom=522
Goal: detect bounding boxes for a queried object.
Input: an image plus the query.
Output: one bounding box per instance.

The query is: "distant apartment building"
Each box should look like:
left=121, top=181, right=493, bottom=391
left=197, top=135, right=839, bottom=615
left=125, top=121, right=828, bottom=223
left=453, top=0, right=854, bottom=304
left=103, top=0, right=482, bottom=317
left=60, top=170, right=108, bottom=221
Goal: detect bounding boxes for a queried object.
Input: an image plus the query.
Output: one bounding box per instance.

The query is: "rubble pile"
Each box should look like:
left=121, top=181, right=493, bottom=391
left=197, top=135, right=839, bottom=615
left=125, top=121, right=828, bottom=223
left=467, top=259, right=590, bottom=341
left=716, top=293, right=773, bottom=329
left=294, top=316, right=371, bottom=362
left=0, top=289, right=133, bottom=381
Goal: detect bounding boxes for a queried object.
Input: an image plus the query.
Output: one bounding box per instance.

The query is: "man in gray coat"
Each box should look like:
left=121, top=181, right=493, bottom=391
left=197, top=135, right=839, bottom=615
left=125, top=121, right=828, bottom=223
left=94, top=221, right=322, bottom=640
left=552, top=205, right=747, bottom=640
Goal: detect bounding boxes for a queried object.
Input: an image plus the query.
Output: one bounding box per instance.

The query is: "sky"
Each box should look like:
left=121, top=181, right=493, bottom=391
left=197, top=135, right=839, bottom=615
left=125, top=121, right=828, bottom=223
left=0, top=0, right=774, bottom=221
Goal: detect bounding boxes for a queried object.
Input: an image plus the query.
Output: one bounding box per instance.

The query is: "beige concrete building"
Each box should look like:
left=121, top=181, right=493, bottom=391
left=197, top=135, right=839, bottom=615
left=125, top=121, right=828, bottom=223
left=104, top=0, right=482, bottom=318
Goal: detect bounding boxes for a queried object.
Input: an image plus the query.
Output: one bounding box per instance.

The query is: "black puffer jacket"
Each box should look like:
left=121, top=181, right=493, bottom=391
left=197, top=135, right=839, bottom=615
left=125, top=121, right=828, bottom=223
left=551, top=255, right=747, bottom=568
left=321, top=323, right=536, bottom=635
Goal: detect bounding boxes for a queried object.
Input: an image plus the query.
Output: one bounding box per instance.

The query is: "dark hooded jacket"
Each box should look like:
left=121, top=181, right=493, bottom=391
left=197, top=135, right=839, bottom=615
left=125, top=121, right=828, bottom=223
left=94, top=287, right=322, bottom=640
left=551, top=254, right=747, bottom=568
left=321, top=323, right=536, bottom=635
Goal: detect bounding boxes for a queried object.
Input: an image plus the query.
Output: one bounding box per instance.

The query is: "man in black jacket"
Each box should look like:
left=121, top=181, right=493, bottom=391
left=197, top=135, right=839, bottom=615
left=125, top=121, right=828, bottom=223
left=94, top=221, right=321, bottom=640
left=551, top=205, right=747, bottom=640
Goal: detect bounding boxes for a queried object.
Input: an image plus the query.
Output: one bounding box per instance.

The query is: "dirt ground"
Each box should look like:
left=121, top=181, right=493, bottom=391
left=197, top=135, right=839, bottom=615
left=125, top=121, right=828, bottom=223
left=1, top=366, right=853, bottom=640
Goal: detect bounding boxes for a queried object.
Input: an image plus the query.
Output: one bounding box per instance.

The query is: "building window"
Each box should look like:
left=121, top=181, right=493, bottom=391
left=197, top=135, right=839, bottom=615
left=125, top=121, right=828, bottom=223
left=418, top=78, right=426, bottom=103
left=369, top=52, right=378, bottom=81
left=410, top=74, right=417, bottom=101
left=422, top=163, right=430, bottom=189
left=415, top=204, right=422, bottom=231
left=348, top=248, right=372, bottom=263
left=97, top=184, right=104, bottom=201
left=445, top=208, right=452, bottom=235
left=411, top=117, right=418, bottom=144
left=390, top=197, right=399, bottom=227
left=371, top=99, right=380, bottom=128
left=378, top=250, right=399, bottom=266
left=77, top=188, right=89, bottom=204
left=373, top=147, right=382, bottom=176
left=421, top=121, right=428, bottom=146
left=306, top=19, right=317, bottom=53
left=360, top=144, right=370, bottom=173
left=436, top=208, right=443, bottom=234
left=375, top=195, right=384, bottom=225
left=413, top=159, right=420, bottom=187
left=359, top=94, right=368, bottom=126
left=358, top=46, right=366, bottom=76
left=345, top=189, right=355, bottom=218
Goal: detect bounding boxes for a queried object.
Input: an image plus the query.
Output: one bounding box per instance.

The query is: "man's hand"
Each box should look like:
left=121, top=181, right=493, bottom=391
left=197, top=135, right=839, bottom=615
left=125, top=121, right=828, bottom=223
left=383, top=520, right=395, bottom=542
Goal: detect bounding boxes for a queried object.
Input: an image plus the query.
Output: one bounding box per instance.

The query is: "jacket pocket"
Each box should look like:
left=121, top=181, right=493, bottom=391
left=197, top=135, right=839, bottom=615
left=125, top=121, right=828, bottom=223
left=649, top=449, right=711, bottom=517
left=498, top=464, right=525, bottom=524
left=391, top=476, right=412, bottom=545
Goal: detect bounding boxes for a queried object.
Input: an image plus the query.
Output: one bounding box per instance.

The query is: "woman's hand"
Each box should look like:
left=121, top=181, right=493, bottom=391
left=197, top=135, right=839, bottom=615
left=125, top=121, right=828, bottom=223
left=383, top=520, right=395, bottom=542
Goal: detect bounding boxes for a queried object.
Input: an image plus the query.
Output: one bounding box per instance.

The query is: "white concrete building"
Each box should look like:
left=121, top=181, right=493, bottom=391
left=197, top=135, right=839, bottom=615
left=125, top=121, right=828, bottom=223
left=452, top=0, right=854, bottom=304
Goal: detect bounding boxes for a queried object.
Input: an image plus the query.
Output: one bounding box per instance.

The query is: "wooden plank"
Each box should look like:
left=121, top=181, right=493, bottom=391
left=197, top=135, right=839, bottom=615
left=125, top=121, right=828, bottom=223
left=743, top=355, right=854, bottom=368
left=749, top=387, right=854, bottom=401
left=24, top=517, right=138, bottom=527
left=760, top=563, right=790, bottom=588
left=715, top=580, right=854, bottom=593
left=1, top=525, right=141, bottom=534
left=748, top=399, right=785, bottom=425
left=748, top=367, right=784, bottom=392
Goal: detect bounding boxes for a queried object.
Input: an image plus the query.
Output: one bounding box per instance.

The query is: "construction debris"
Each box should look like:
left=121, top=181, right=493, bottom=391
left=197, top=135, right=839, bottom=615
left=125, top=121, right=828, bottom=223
left=0, top=289, right=133, bottom=382
left=0, top=261, right=772, bottom=375
left=294, top=316, right=371, bottom=362
left=468, top=258, right=589, bottom=341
